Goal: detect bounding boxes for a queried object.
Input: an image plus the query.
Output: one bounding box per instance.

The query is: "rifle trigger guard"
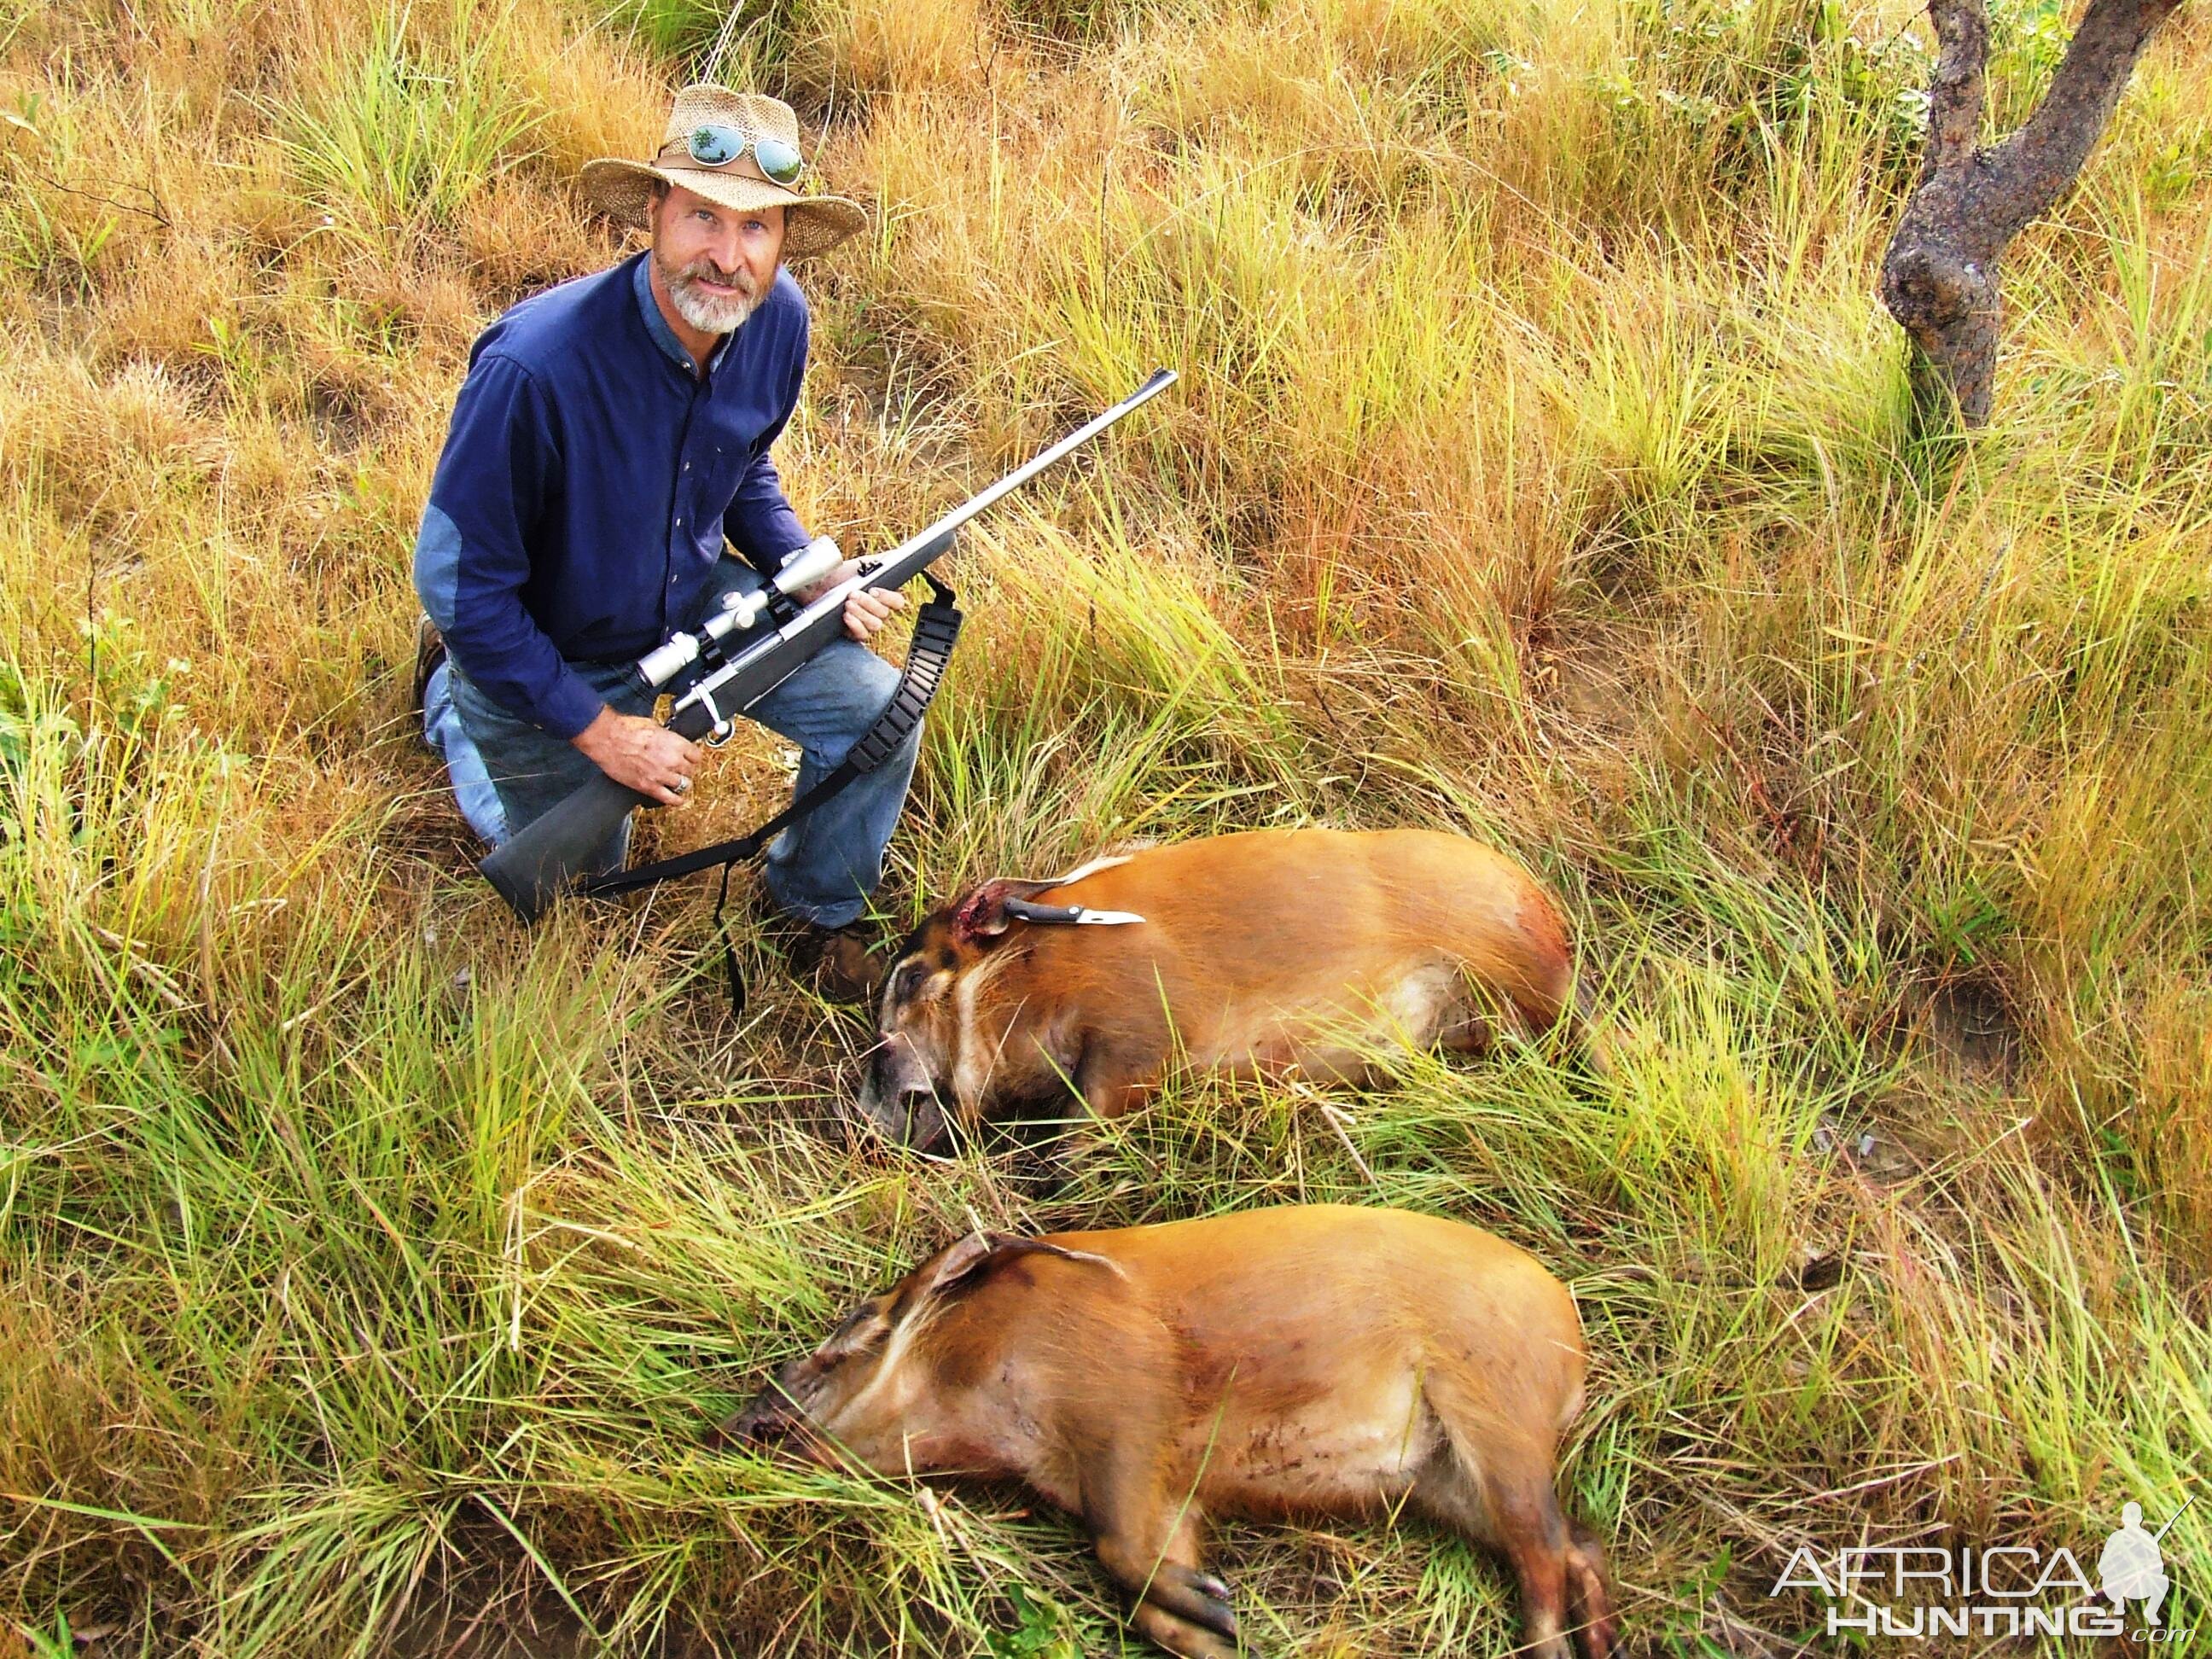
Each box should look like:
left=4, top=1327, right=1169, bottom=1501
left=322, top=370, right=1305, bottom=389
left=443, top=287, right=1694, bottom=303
left=696, top=685, right=736, bottom=748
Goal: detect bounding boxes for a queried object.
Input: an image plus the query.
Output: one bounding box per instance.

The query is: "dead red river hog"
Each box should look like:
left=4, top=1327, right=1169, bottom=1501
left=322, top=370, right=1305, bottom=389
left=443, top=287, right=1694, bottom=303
left=858, top=826, right=1607, bottom=1150
left=714, top=1204, right=1616, bottom=1659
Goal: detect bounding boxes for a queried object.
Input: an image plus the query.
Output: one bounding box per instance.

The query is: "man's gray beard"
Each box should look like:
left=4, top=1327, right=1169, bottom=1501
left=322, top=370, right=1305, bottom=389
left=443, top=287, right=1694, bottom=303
left=664, top=262, right=760, bottom=335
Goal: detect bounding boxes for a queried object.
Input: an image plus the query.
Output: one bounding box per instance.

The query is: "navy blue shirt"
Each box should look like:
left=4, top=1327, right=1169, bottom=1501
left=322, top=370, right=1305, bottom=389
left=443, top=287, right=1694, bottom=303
left=413, top=252, right=815, bottom=739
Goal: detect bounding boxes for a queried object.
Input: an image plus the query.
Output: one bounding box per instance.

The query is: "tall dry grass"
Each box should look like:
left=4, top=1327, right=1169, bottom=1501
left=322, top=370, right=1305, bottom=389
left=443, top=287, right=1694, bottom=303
left=3, top=0, right=2209, bottom=1651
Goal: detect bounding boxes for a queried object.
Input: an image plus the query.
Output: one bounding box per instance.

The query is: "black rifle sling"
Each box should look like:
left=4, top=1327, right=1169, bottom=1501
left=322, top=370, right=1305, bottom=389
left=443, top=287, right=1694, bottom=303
left=579, top=573, right=963, bottom=1017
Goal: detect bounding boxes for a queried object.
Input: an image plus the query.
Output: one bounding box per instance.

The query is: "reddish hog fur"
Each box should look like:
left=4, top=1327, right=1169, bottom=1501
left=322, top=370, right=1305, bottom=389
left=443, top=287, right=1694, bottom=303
left=859, top=826, right=1604, bottom=1150
left=719, top=1204, right=1617, bottom=1659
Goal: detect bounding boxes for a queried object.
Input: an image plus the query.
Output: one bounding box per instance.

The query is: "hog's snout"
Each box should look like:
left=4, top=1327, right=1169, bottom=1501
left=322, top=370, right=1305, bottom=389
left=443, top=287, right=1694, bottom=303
left=856, top=1034, right=950, bottom=1152
left=707, top=1382, right=806, bottom=1452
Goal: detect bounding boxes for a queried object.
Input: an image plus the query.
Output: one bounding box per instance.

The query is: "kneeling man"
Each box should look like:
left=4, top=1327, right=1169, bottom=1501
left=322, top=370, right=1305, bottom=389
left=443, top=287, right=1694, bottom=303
left=413, top=85, right=910, bottom=1001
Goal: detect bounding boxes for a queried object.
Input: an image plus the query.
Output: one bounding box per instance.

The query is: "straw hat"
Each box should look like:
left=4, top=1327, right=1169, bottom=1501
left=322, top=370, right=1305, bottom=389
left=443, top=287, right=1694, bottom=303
left=580, top=85, right=867, bottom=259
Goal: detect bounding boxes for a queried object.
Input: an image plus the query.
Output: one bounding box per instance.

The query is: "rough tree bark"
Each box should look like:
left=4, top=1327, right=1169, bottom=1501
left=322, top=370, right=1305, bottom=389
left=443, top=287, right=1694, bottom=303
left=1881, top=0, right=2186, bottom=428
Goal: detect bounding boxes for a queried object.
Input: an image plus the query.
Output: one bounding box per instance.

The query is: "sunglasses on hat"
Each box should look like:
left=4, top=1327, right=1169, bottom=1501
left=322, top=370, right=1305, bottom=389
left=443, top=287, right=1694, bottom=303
left=680, top=124, right=804, bottom=187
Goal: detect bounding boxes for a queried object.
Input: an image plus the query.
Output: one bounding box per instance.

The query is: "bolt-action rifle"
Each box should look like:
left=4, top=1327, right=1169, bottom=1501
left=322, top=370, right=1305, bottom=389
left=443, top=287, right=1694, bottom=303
left=479, top=368, right=1177, bottom=923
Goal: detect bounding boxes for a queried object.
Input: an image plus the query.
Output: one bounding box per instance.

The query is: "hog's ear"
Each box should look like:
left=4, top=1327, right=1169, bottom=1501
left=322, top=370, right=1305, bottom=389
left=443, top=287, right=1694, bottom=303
left=918, top=1233, right=1125, bottom=1304
left=949, top=878, right=1062, bottom=945
left=918, top=1231, right=1020, bottom=1299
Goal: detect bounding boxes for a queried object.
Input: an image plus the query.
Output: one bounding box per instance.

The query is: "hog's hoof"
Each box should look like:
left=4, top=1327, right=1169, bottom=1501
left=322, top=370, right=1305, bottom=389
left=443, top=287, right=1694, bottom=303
left=1132, top=1598, right=1249, bottom=1659
left=1154, top=1563, right=1240, bottom=1641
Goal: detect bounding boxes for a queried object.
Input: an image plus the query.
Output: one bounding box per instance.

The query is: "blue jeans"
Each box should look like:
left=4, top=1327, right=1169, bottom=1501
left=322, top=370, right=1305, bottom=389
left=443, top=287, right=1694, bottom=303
left=422, top=556, right=920, bottom=928
left=422, top=657, right=509, bottom=846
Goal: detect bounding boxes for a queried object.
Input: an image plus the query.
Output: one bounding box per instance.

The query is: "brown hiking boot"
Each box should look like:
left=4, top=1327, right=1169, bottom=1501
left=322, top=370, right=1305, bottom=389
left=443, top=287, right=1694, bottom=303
left=770, top=917, right=887, bottom=1004
left=411, top=613, right=446, bottom=720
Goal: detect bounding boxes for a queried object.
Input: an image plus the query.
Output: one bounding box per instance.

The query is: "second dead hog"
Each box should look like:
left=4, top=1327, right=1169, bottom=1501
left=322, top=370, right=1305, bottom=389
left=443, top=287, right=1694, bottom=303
left=715, top=1203, right=1618, bottom=1659
left=858, top=825, right=1610, bottom=1151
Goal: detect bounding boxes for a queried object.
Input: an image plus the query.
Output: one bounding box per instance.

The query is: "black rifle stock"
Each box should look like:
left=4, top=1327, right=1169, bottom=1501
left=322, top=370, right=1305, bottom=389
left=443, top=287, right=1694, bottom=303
left=478, top=369, right=1177, bottom=923
left=477, top=701, right=713, bottom=923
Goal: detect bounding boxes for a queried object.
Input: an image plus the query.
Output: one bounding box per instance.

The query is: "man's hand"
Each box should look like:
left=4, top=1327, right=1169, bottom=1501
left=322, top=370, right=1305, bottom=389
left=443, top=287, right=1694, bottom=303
left=791, top=551, right=906, bottom=643
left=572, top=706, right=701, bottom=805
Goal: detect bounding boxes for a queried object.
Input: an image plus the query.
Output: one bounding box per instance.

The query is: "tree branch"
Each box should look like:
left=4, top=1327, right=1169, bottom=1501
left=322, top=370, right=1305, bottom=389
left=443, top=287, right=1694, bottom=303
left=1924, top=0, right=1992, bottom=176
left=1987, top=0, right=2185, bottom=232
left=26, top=167, right=172, bottom=229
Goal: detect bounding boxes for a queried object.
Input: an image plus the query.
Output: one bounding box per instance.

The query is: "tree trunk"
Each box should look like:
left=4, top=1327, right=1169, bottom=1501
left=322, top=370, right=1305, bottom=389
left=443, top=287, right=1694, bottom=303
left=1880, top=0, right=2185, bottom=429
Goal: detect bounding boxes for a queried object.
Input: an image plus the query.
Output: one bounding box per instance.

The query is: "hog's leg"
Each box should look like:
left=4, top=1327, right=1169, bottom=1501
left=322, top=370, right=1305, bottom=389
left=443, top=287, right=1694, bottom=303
left=1085, top=1464, right=1243, bottom=1657
left=1025, top=1036, right=1160, bottom=1173
left=1493, top=1485, right=1578, bottom=1659
left=1436, top=969, right=1521, bottom=1058
left=1098, top=1516, right=1241, bottom=1659
left=1563, top=1516, right=1620, bottom=1659
left=1073, top=1034, right=1158, bottom=1125
left=1410, top=1443, right=1577, bottom=1659
left=1433, top=1008, right=1494, bottom=1057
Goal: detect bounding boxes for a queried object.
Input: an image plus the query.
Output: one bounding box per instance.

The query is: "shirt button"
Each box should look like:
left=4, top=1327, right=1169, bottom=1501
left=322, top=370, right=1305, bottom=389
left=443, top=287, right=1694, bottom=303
left=684, top=462, right=691, bottom=471
left=674, top=517, right=683, bottom=527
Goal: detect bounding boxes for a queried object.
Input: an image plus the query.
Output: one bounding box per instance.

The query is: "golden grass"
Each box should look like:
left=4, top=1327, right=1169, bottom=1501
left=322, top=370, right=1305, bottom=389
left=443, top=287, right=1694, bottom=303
left=3, top=0, right=2209, bottom=1650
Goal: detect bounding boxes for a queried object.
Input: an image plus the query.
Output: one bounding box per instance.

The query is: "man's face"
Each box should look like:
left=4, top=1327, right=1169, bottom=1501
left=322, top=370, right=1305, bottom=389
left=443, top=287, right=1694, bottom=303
left=651, top=183, right=785, bottom=335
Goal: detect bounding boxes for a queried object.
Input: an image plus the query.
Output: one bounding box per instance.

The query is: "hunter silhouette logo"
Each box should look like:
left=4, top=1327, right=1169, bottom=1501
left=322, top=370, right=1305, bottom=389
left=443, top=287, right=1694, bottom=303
left=1769, top=1493, right=2196, bottom=1642
left=2102, top=1496, right=2193, bottom=1628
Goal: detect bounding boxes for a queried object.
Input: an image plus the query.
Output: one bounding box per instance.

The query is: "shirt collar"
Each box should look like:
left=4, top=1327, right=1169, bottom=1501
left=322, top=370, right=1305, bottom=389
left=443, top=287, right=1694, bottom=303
left=632, top=253, right=733, bottom=379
